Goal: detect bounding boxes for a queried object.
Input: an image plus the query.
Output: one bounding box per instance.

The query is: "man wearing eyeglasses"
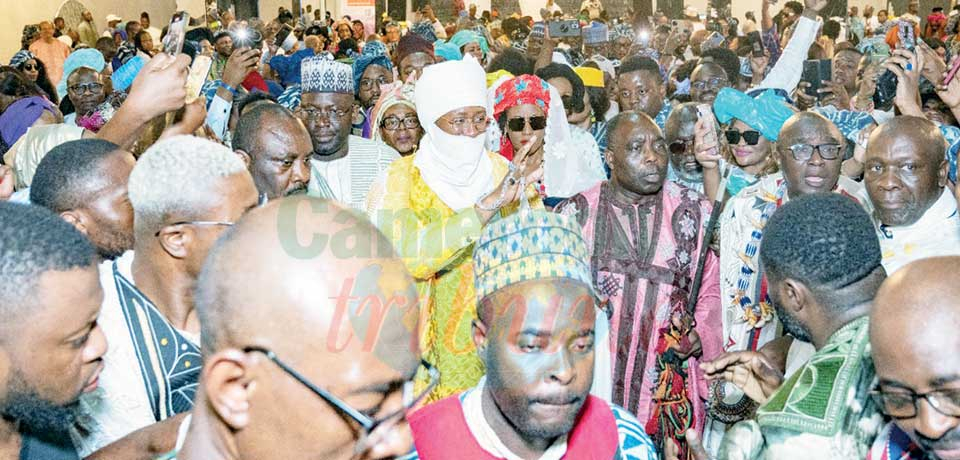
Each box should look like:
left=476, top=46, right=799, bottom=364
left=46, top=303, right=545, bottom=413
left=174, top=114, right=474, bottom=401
left=70, top=136, right=260, bottom=457
left=64, top=67, right=106, bottom=126
left=298, top=56, right=399, bottom=211
left=409, top=210, right=657, bottom=460
left=695, top=193, right=887, bottom=460
left=868, top=257, right=960, bottom=460
left=158, top=197, right=424, bottom=459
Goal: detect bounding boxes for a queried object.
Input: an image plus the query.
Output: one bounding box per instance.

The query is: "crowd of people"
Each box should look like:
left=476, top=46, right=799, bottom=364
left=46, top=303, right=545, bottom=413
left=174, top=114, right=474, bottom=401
left=3, top=0, right=960, bottom=459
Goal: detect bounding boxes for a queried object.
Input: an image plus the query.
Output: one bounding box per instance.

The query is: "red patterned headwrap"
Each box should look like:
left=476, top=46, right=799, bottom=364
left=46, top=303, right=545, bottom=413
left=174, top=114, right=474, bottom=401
left=492, top=74, right=551, bottom=160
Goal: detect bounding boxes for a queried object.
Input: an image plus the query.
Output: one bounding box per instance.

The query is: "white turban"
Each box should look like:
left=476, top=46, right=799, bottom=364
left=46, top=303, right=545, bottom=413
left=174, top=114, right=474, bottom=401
left=414, top=55, right=487, bottom=126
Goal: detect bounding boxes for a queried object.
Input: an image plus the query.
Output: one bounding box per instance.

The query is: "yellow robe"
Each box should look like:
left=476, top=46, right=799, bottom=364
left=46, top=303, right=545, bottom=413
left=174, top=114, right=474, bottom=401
left=366, top=151, right=542, bottom=401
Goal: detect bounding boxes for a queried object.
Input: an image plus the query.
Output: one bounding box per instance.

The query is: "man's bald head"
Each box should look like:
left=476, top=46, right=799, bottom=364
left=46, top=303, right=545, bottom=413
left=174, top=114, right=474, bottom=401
left=777, top=112, right=846, bottom=197
left=196, top=196, right=418, bottom=360
left=865, top=116, right=948, bottom=227
left=606, top=111, right=669, bottom=196
left=194, top=196, right=421, bottom=459
left=779, top=111, right=843, bottom=145
left=872, top=257, right=960, bottom=456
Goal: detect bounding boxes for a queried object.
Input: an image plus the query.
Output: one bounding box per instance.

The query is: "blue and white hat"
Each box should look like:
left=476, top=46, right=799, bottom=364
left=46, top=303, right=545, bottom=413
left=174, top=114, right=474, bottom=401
left=301, top=54, right=354, bottom=94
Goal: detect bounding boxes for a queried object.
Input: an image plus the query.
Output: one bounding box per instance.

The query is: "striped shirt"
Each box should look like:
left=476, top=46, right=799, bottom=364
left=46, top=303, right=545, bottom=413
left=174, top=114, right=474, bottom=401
left=308, top=135, right=400, bottom=211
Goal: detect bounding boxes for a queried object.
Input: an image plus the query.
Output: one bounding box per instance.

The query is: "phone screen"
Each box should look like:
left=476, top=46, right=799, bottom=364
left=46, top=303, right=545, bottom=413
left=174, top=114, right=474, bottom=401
left=163, top=12, right=188, bottom=56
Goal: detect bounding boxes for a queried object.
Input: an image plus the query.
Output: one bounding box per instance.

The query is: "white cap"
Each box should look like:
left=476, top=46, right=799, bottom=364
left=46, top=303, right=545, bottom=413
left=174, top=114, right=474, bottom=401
left=106, top=14, right=122, bottom=23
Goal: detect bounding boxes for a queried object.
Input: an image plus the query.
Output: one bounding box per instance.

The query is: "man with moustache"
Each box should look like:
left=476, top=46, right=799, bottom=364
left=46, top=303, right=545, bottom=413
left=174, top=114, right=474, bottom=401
left=0, top=202, right=107, bottom=460
left=409, top=210, right=657, bottom=459
left=708, top=193, right=887, bottom=459
left=64, top=67, right=107, bottom=124
left=233, top=104, right=313, bottom=199
left=30, top=139, right=136, bottom=261
left=296, top=55, right=399, bottom=211
left=868, top=257, right=960, bottom=460
left=862, top=116, right=960, bottom=274
left=556, top=112, right=722, bottom=457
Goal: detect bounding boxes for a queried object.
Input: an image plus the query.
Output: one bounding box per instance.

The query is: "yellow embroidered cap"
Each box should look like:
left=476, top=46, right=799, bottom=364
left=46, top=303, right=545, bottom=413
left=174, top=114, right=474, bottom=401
left=486, top=69, right=514, bottom=88
left=473, top=210, right=595, bottom=300
left=573, top=67, right=605, bottom=88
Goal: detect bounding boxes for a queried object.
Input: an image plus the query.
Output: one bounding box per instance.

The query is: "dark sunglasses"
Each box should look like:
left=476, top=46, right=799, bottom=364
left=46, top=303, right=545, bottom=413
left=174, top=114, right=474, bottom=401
left=22, top=64, right=38, bottom=71
left=725, top=129, right=762, bottom=146
left=507, top=116, right=546, bottom=132
left=669, top=139, right=694, bottom=155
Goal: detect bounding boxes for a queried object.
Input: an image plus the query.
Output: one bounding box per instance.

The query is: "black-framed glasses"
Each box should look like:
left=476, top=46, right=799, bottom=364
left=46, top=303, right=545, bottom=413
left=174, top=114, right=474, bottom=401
left=359, top=76, right=390, bottom=90
left=69, top=82, right=104, bottom=94
left=296, top=105, right=351, bottom=121
left=725, top=129, right=762, bottom=146
left=785, top=143, right=843, bottom=162
left=243, top=346, right=439, bottom=441
left=692, top=77, right=729, bottom=91
left=871, top=387, right=960, bottom=419
left=669, top=138, right=695, bottom=154
left=381, top=115, right=421, bottom=130
left=507, top=116, right=546, bottom=132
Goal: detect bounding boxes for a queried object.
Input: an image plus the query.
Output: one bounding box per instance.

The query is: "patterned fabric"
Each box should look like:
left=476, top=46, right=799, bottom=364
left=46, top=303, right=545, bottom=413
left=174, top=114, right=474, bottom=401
left=278, top=83, right=302, bottom=109
left=611, top=23, right=636, bottom=42
left=301, top=54, right=353, bottom=94
left=492, top=74, right=551, bottom=160
left=877, top=190, right=960, bottom=274
left=72, top=252, right=200, bottom=456
left=555, top=180, right=723, bottom=457
left=9, top=50, right=34, bottom=67
left=590, top=119, right=609, bottom=158
left=410, top=21, right=438, bottom=43
left=719, top=317, right=884, bottom=459
left=308, top=135, right=399, bottom=211
left=654, top=100, right=673, bottom=132
left=473, top=210, right=594, bottom=300
left=409, top=385, right=657, bottom=460
left=208, top=54, right=228, bottom=81
left=370, top=81, right=417, bottom=146
left=365, top=151, right=543, bottom=402
left=714, top=88, right=793, bottom=142
left=269, top=48, right=316, bottom=86
left=867, top=422, right=926, bottom=460
left=708, top=172, right=872, bottom=453
left=396, top=33, right=435, bottom=66
left=940, top=124, right=960, bottom=182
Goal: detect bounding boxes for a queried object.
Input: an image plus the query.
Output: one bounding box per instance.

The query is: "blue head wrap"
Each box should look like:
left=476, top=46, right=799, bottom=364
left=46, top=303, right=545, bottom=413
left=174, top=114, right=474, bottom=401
left=713, top=88, right=794, bottom=142
left=450, top=30, right=489, bottom=56
left=352, top=55, right=393, bottom=95
left=57, top=49, right=108, bottom=99
left=434, top=41, right=463, bottom=61
left=410, top=21, right=438, bottom=43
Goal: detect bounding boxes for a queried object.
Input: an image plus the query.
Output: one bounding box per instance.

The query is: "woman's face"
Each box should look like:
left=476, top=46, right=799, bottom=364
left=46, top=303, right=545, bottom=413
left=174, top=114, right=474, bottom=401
left=379, top=104, right=423, bottom=156
left=462, top=42, right=483, bottom=61
left=727, top=119, right=772, bottom=172
left=337, top=24, right=351, bottom=39
left=139, top=34, right=154, bottom=53
left=21, top=59, right=39, bottom=81
left=504, top=103, right=546, bottom=155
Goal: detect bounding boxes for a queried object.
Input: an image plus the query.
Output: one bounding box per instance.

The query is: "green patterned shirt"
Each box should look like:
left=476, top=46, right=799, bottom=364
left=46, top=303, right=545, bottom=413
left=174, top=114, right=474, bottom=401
left=718, top=316, right=884, bottom=459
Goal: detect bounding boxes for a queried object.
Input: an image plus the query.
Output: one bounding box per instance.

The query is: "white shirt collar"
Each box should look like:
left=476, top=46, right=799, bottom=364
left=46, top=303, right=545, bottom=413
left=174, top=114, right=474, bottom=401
left=461, top=378, right=569, bottom=460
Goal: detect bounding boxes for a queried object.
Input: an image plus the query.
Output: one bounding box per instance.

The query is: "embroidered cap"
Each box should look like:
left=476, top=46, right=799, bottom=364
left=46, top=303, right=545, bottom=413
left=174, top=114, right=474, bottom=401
left=301, top=54, right=354, bottom=94
left=473, top=210, right=595, bottom=300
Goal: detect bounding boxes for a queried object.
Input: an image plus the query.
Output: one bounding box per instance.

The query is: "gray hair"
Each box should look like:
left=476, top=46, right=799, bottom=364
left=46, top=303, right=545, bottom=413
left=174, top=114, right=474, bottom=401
left=128, top=135, right=247, bottom=232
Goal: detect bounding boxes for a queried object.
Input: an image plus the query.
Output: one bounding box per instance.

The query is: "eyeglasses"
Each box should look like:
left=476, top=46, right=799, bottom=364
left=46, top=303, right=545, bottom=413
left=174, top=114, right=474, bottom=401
left=68, top=82, right=104, bottom=94
left=22, top=64, right=38, bottom=71
left=437, top=114, right=490, bottom=134
left=669, top=138, right=695, bottom=154
left=871, top=387, right=960, bottom=419
left=381, top=115, right=421, bottom=130
left=244, top=346, right=439, bottom=447
left=725, top=129, right=762, bottom=146
left=692, top=77, right=729, bottom=91
left=784, top=143, right=843, bottom=162
left=359, top=76, right=389, bottom=90
left=507, top=116, right=546, bottom=132
left=296, top=105, right=351, bottom=121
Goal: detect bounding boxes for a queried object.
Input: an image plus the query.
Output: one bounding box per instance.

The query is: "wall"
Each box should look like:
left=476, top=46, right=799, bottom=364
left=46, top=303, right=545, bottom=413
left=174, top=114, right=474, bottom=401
left=4, top=0, right=178, bottom=63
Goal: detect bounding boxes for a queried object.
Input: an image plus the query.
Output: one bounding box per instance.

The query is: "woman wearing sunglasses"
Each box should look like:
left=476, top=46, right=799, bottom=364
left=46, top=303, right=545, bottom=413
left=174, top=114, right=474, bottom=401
left=9, top=51, right=58, bottom=105
left=491, top=74, right=606, bottom=203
